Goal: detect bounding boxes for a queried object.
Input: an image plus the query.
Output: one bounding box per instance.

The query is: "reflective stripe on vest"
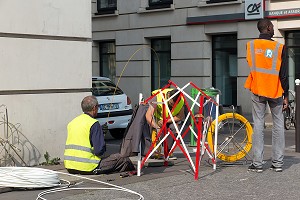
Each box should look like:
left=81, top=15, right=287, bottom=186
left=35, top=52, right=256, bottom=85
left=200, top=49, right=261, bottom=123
left=65, top=144, right=94, bottom=154
left=64, top=156, right=99, bottom=164
left=249, top=40, right=281, bottom=75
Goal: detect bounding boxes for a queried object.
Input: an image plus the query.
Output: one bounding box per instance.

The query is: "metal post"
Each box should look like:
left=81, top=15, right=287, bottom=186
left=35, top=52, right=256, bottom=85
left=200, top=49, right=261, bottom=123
left=295, top=79, right=300, bottom=153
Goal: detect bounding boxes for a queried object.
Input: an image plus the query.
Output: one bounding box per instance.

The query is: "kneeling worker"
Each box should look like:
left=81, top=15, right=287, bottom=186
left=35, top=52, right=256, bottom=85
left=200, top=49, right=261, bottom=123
left=145, top=88, right=186, bottom=156
left=64, top=95, right=134, bottom=175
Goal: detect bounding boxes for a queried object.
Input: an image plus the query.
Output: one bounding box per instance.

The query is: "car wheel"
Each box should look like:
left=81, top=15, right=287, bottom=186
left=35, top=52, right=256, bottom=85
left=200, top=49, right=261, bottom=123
left=109, top=128, right=125, bottom=139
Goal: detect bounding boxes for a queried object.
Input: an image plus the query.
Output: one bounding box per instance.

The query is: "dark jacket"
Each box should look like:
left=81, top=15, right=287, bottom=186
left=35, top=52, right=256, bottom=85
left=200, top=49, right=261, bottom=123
left=120, top=104, right=151, bottom=157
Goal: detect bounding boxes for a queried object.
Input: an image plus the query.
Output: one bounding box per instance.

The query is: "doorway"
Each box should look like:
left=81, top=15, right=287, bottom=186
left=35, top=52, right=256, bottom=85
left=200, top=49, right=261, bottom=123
left=212, top=34, right=238, bottom=106
left=285, top=31, right=300, bottom=92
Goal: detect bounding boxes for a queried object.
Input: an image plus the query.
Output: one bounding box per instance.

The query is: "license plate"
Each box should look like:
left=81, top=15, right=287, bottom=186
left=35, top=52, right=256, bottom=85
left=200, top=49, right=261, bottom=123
left=99, top=103, right=119, bottom=110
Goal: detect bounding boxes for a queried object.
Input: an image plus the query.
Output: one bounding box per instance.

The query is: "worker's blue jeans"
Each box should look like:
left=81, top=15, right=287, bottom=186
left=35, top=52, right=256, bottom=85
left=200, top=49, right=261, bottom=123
left=251, top=93, right=285, bottom=168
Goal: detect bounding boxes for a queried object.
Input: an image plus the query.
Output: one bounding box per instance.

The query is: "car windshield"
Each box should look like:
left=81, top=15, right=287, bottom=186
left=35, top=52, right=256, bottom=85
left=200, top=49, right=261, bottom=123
left=92, top=80, right=124, bottom=96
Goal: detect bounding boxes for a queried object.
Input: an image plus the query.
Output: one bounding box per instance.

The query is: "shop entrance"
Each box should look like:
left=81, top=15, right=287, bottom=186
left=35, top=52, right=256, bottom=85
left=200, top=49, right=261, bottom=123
left=212, top=34, right=237, bottom=106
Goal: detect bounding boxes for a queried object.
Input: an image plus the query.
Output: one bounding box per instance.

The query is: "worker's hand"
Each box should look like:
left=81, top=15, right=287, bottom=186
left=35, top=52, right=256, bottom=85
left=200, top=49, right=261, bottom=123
left=283, top=97, right=288, bottom=111
left=157, top=120, right=163, bottom=128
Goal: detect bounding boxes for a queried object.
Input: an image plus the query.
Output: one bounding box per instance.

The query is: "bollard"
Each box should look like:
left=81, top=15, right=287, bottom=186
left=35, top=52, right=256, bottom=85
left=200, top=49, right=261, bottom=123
left=295, top=79, right=300, bottom=152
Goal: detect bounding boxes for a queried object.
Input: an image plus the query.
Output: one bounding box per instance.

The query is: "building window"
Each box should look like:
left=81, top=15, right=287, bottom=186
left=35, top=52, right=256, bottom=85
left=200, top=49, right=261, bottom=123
left=97, top=0, right=117, bottom=14
left=212, top=35, right=237, bottom=106
left=285, top=31, right=300, bottom=92
left=206, top=0, right=237, bottom=4
left=99, top=42, right=116, bottom=83
left=151, top=38, right=171, bottom=90
left=147, top=0, right=173, bottom=10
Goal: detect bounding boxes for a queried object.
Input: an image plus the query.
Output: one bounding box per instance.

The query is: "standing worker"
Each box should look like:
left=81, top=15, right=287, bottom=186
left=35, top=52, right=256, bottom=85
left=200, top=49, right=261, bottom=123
left=64, top=95, right=135, bottom=175
left=245, top=19, right=289, bottom=173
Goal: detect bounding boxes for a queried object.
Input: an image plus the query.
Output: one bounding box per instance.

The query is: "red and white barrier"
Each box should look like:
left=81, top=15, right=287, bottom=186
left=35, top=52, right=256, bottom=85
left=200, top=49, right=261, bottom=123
left=138, top=80, right=219, bottom=180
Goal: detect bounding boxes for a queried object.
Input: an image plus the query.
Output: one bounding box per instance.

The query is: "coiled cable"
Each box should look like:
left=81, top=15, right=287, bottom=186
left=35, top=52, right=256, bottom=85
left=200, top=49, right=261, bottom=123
left=0, top=167, right=144, bottom=200
left=0, top=167, right=60, bottom=188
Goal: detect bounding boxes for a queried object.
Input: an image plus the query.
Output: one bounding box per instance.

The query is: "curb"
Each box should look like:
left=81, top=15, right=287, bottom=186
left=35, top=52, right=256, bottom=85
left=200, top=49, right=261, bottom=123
left=265, top=122, right=273, bottom=129
left=0, top=187, right=13, bottom=194
left=250, top=122, right=273, bottom=129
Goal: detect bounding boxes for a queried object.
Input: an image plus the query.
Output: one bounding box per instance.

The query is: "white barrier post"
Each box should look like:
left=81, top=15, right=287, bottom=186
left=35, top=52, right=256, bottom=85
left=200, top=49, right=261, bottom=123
left=295, top=79, right=300, bottom=152
left=213, top=94, right=219, bottom=170
left=137, top=93, right=143, bottom=176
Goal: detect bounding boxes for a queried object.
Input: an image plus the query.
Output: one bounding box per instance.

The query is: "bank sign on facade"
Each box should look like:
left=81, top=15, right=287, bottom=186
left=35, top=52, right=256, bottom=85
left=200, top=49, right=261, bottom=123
left=267, top=8, right=300, bottom=18
left=245, top=0, right=264, bottom=20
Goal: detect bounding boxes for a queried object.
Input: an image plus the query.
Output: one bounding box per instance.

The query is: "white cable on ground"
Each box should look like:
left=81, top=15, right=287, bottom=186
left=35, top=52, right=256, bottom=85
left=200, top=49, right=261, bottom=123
left=0, top=167, right=144, bottom=200
left=37, top=171, right=145, bottom=200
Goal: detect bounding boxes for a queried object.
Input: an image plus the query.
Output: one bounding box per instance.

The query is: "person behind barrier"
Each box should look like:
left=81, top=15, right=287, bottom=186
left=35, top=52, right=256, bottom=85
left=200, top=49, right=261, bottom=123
left=145, top=88, right=186, bottom=154
left=245, top=19, right=288, bottom=173
left=64, top=95, right=135, bottom=175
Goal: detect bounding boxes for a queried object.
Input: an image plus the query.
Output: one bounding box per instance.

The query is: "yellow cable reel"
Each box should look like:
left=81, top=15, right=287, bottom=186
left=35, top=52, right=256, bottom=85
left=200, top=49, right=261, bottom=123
left=207, top=113, right=253, bottom=162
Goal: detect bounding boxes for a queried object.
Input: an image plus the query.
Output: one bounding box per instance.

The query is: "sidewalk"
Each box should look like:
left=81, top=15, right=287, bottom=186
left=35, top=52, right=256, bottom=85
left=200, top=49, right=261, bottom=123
left=0, top=113, right=276, bottom=196
left=1, top=134, right=299, bottom=200
left=0, top=114, right=295, bottom=199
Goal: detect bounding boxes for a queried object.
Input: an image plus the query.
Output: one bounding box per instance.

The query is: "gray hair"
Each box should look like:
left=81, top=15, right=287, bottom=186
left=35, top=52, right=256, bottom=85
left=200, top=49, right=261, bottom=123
left=81, top=96, right=98, bottom=112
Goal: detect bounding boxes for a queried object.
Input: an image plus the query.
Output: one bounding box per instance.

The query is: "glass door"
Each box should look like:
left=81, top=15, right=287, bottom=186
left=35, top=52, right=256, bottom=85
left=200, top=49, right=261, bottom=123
left=151, top=38, right=171, bottom=90
left=212, top=34, right=237, bottom=106
left=285, top=31, right=300, bottom=92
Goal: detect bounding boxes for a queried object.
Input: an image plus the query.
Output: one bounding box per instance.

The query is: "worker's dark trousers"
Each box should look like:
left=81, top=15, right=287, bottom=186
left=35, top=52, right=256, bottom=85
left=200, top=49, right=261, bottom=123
left=67, top=153, right=135, bottom=175
left=95, top=153, right=135, bottom=174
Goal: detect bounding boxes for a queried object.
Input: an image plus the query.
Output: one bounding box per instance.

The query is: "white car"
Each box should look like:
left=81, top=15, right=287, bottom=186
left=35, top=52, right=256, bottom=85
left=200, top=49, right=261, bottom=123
left=92, top=77, right=133, bottom=139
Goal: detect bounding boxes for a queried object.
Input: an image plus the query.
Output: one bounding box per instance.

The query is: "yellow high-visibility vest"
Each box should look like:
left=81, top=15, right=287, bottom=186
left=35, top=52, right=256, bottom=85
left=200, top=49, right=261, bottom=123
left=64, top=114, right=101, bottom=172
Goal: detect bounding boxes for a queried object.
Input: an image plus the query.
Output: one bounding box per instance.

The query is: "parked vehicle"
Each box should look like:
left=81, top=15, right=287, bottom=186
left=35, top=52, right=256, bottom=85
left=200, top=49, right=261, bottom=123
left=92, top=77, right=133, bottom=139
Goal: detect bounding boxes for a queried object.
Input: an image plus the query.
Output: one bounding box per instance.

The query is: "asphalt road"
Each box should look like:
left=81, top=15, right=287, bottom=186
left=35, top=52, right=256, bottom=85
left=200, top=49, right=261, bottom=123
left=1, top=128, right=299, bottom=200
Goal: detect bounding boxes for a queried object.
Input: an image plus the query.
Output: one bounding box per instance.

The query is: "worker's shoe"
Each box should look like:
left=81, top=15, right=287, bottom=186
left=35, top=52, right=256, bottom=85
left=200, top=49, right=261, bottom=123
left=168, top=154, right=177, bottom=160
left=269, top=165, right=282, bottom=172
left=120, top=170, right=137, bottom=178
left=151, top=152, right=164, bottom=159
left=248, top=164, right=263, bottom=173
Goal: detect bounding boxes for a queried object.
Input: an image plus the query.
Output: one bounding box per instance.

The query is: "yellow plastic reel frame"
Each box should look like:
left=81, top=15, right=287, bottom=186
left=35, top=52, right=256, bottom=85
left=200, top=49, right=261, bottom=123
left=207, top=113, right=253, bottom=162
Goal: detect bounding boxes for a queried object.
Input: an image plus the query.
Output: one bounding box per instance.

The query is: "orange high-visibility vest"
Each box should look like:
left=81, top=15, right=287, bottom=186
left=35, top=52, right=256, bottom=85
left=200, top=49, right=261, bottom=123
left=244, top=39, right=284, bottom=98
